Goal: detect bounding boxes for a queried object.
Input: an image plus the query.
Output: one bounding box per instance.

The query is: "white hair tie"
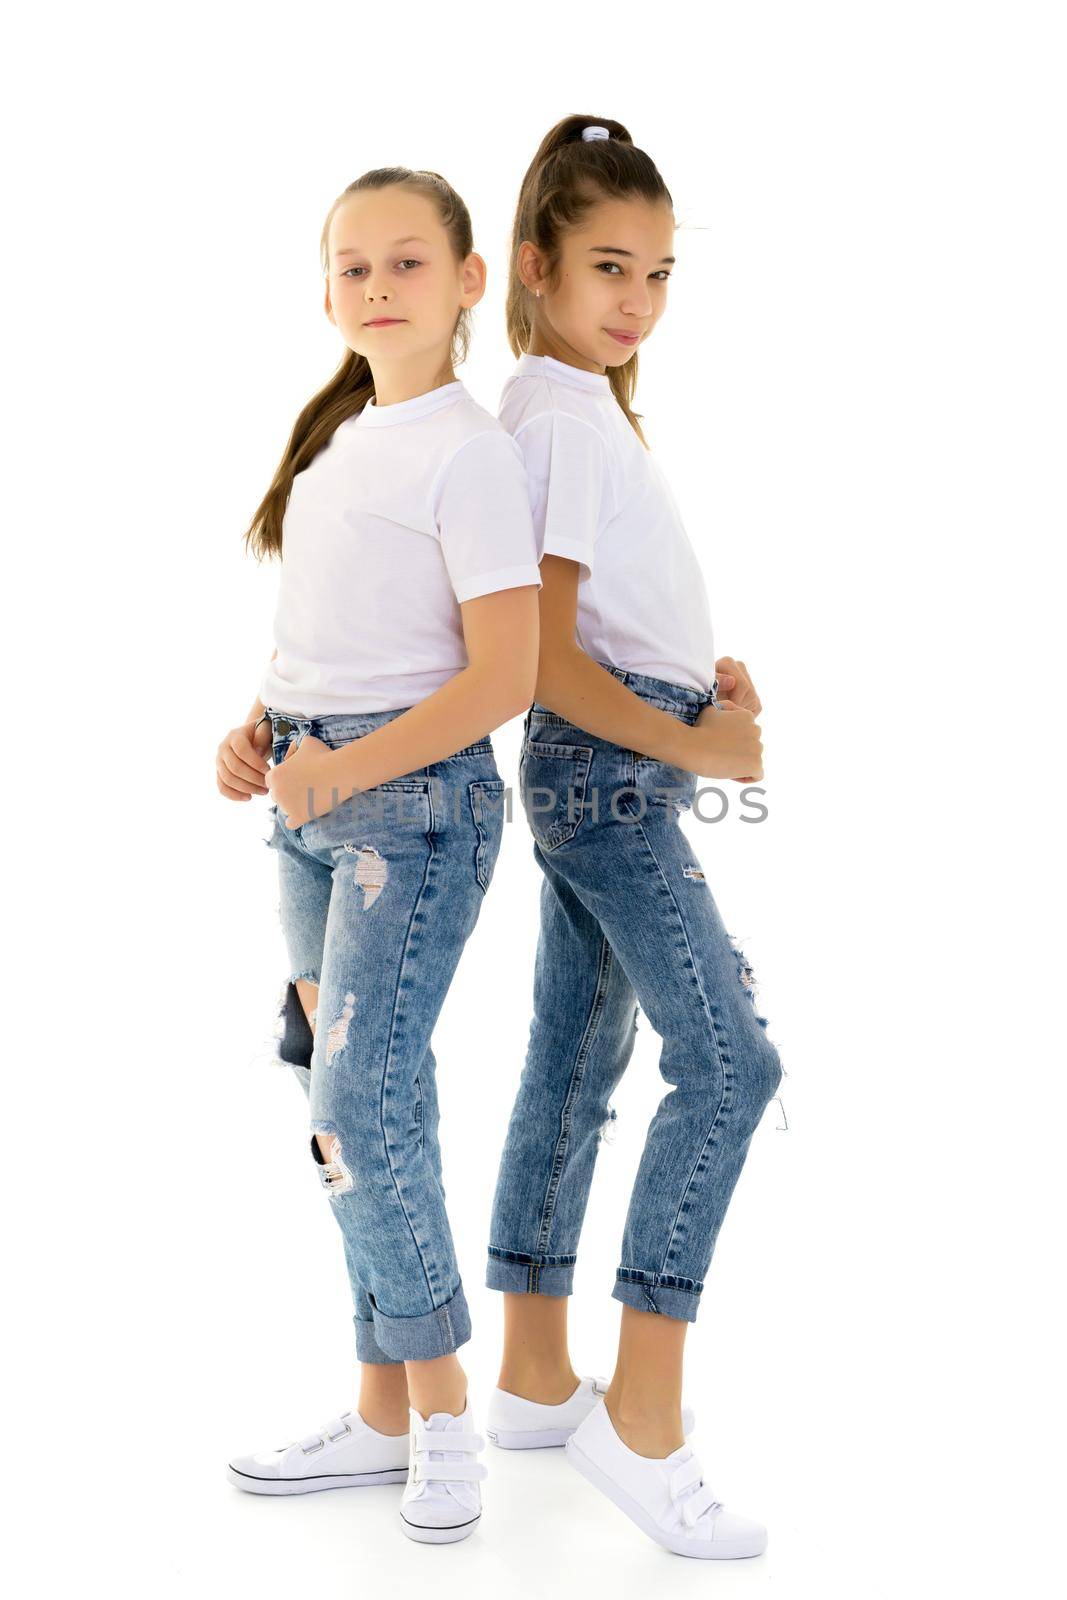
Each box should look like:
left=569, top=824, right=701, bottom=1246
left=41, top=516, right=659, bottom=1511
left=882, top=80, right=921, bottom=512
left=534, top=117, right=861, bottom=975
left=582, top=125, right=611, bottom=142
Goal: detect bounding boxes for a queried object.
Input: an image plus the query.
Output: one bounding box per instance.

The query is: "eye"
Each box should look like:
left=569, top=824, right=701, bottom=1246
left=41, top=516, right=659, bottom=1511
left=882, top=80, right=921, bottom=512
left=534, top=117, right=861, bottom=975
left=397, top=258, right=422, bottom=270
left=650, top=270, right=672, bottom=281
left=341, top=266, right=367, bottom=278
left=594, top=261, right=623, bottom=274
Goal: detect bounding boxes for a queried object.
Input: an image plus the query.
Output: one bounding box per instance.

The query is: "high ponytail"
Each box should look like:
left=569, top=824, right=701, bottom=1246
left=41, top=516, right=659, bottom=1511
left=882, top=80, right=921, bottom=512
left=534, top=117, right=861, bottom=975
left=505, top=115, right=673, bottom=446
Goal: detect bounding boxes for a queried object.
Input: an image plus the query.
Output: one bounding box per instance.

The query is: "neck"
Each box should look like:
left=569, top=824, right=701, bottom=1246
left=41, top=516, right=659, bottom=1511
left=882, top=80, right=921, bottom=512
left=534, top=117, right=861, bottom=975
left=368, top=356, right=457, bottom=408
left=527, top=327, right=605, bottom=377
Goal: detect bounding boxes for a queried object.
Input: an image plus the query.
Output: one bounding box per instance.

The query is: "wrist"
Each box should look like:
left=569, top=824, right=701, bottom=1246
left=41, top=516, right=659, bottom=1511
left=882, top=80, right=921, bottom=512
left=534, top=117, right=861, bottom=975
left=666, top=718, right=700, bottom=770
left=328, top=741, right=368, bottom=797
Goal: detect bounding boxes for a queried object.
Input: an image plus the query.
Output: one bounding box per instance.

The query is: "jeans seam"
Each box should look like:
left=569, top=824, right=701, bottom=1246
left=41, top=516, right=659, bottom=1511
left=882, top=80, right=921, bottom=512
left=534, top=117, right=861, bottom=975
left=375, top=785, right=442, bottom=1308
left=621, top=809, right=734, bottom=1281
left=535, top=929, right=615, bottom=1255
left=617, top=1267, right=703, bottom=1293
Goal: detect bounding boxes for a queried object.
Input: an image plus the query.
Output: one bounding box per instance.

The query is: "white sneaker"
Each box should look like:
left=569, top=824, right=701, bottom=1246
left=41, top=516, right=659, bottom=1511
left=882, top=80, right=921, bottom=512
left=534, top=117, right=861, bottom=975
left=227, top=1408, right=409, bottom=1495
left=565, top=1399, right=767, bottom=1559
left=487, top=1376, right=695, bottom=1450
left=399, top=1401, right=488, bottom=1544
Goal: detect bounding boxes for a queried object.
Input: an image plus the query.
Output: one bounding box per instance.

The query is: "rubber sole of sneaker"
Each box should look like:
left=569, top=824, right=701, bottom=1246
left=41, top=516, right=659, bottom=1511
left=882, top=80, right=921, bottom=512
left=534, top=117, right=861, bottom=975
left=226, top=1464, right=409, bottom=1495
left=564, top=1437, right=767, bottom=1560
left=399, top=1510, right=481, bottom=1544
left=486, top=1426, right=573, bottom=1449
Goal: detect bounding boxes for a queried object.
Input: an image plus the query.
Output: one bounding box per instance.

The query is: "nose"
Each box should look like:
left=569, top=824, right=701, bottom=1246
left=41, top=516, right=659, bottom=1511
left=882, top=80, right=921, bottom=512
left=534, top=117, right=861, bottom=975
left=364, top=273, right=392, bottom=303
left=619, top=288, right=652, bottom=318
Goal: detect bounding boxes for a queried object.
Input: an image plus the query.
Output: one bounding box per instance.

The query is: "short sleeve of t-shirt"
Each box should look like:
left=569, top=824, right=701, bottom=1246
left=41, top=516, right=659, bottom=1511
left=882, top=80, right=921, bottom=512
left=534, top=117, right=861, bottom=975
left=512, top=410, right=607, bottom=582
left=432, top=430, right=543, bottom=604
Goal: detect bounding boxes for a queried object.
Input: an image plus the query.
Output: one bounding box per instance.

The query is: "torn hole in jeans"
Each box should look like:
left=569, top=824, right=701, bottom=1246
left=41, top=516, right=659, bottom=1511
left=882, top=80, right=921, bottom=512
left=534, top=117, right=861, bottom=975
left=597, top=1102, right=619, bottom=1146
left=311, top=1131, right=355, bottom=1195
left=269, top=978, right=317, bottom=1070
left=343, top=844, right=387, bottom=908
left=325, top=992, right=356, bottom=1064
left=726, top=932, right=770, bottom=1032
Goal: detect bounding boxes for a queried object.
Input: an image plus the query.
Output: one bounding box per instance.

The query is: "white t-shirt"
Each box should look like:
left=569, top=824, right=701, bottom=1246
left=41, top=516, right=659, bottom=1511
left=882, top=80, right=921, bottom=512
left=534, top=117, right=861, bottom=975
left=498, top=352, right=715, bottom=694
left=259, top=379, right=541, bottom=715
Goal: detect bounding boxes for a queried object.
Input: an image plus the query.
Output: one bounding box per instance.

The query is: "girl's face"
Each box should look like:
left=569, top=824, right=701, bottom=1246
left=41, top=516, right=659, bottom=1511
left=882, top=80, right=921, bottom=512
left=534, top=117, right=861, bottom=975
left=526, top=197, right=675, bottom=372
left=324, top=188, right=483, bottom=370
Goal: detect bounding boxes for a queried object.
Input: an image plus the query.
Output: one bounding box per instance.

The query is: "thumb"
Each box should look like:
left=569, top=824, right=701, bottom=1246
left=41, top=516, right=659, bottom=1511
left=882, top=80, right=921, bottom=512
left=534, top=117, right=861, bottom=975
left=716, top=697, right=742, bottom=712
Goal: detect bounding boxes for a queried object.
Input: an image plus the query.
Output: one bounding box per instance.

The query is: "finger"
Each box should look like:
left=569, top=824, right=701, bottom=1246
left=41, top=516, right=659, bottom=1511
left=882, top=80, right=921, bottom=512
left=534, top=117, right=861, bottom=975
left=216, top=778, right=252, bottom=801
left=220, top=754, right=271, bottom=793
left=717, top=673, right=736, bottom=689
left=233, top=732, right=269, bottom=774
left=223, top=741, right=272, bottom=783
left=217, top=760, right=270, bottom=796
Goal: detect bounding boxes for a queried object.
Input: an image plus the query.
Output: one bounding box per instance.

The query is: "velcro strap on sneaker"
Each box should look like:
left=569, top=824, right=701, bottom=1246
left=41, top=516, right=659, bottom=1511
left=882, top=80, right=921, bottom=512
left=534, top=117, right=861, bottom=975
left=680, top=1483, right=722, bottom=1527
left=413, top=1431, right=485, bottom=1456
left=414, top=1459, right=489, bottom=1483
left=669, top=1457, right=704, bottom=1499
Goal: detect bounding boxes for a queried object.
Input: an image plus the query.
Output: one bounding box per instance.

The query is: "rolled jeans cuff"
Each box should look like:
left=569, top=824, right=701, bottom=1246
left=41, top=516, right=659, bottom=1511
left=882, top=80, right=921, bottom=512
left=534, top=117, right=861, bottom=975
left=612, top=1268, right=703, bottom=1323
left=366, top=1281, right=472, bottom=1361
left=353, top=1314, right=403, bottom=1365
left=486, top=1248, right=576, bottom=1296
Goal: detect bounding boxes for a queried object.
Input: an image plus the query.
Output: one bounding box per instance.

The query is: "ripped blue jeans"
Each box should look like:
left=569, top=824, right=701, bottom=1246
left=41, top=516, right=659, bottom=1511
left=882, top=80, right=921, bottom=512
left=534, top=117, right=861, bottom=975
left=261, top=706, right=506, bottom=1363
left=486, top=665, right=783, bottom=1322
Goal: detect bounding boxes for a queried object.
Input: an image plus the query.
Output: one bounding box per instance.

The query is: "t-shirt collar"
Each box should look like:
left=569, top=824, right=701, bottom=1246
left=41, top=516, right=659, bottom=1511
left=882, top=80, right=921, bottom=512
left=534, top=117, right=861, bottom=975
left=356, top=379, right=466, bottom=428
left=515, top=352, right=611, bottom=393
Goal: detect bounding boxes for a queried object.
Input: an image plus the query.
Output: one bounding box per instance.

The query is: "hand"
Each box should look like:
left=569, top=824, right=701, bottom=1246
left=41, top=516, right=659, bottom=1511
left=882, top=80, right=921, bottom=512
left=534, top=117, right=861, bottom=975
left=689, top=699, right=764, bottom=782
left=714, top=656, right=761, bottom=716
left=267, top=734, right=351, bottom=828
left=216, top=716, right=271, bottom=801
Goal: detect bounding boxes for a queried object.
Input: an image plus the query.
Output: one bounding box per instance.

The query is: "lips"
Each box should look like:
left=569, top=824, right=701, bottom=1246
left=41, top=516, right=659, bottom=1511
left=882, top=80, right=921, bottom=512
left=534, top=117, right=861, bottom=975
left=364, top=318, right=406, bottom=327
left=606, top=329, right=641, bottom=345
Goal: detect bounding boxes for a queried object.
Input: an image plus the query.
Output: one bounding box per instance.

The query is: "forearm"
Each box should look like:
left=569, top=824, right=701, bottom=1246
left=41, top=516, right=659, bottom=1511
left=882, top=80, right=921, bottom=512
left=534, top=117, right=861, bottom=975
left=329, top=660, right=530, bottom=794
left=535, top=644, right=704, bottom=768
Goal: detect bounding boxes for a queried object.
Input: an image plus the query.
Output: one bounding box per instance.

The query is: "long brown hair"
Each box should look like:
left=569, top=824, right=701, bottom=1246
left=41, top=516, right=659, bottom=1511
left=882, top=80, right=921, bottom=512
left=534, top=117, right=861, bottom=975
left=244, top=168, right=475, bottom=561
left=505, top=116, right=674, bottom=446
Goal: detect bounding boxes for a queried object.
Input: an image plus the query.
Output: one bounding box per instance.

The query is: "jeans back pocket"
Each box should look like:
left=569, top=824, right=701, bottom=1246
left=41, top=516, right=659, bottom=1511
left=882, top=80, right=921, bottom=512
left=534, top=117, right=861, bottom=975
left=520, top=738, right=594, bottom=851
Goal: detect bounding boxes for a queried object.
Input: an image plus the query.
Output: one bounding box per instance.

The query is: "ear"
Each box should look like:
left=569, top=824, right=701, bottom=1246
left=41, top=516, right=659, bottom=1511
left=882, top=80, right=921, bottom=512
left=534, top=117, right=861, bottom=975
left=460, top=251, right=488, bottom=311
left=323, top=274, right=335, bottom=327
left=516, top=239, right=546, bottom=297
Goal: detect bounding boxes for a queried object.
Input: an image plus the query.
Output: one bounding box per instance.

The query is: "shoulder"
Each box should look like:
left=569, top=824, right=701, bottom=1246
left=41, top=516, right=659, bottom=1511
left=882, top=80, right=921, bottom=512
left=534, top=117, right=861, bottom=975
left=500, top=392, right=612, bottom=476
left=429, top=406, right=530, bottom=516
left=500, top=374, right=609, bottom=442
left=431, top=399, right=524, bottom=477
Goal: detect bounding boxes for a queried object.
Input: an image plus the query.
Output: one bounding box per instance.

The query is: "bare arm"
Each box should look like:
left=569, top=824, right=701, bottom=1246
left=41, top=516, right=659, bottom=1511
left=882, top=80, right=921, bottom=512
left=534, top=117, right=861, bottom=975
left=328, top=585, right=539, bottom=793
left=533, top=557, right=761, bottom=781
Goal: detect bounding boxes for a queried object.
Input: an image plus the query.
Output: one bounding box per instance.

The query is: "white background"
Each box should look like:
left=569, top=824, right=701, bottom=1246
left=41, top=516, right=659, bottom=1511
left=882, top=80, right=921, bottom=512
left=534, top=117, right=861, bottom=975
left=5, top=4, right=1064, bottom=1597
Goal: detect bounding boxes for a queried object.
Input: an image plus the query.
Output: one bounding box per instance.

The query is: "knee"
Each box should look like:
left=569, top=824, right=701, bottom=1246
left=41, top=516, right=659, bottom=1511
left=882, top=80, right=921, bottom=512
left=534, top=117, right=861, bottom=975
left=737, top=1031, right=782, bottom=1122
left=310, top=1075, right=419, bottom=1197
left=758, top=1035, right=783, bottom=1104
left=725, top=935, right=781, bottom=1108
